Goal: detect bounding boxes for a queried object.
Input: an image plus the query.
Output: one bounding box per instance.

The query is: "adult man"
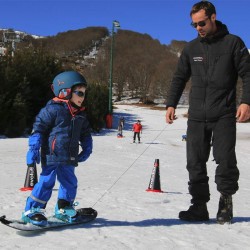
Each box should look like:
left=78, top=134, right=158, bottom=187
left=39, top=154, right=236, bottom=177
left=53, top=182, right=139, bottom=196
left=166, top=1, right=250, bottom=224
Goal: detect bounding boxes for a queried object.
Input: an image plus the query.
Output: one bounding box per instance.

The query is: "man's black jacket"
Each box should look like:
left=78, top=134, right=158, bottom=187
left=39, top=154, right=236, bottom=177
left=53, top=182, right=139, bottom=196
left=167, top=21, right=250, bottom=121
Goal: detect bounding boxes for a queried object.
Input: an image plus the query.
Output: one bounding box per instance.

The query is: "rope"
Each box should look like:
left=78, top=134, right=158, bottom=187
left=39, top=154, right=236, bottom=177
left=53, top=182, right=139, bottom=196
left=92, top=124, right=168, bottom=207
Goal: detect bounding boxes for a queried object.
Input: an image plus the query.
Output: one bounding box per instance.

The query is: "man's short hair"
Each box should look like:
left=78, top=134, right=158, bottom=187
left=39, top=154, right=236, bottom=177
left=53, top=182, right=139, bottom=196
left=190, top=1, right=216, bottom=18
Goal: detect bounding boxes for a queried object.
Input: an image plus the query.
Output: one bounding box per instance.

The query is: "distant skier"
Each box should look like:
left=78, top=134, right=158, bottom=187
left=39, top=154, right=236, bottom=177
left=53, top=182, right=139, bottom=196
left=117, top=117, right=125, bottom=138
left=22, top=71, right=93, bottom=226
left=132, top=120, right=142, bottom=143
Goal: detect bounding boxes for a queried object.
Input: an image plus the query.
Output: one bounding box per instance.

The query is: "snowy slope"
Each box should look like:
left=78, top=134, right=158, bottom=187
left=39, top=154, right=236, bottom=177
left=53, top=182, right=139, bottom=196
left=0, top=104, right=250, bottom=249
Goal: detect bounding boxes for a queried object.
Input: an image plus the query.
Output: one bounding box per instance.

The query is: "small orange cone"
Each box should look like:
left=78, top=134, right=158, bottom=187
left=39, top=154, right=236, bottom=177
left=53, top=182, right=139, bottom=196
left=146, top=159, right=163, bottom=193
left=20, top=163, right=38, bottom=191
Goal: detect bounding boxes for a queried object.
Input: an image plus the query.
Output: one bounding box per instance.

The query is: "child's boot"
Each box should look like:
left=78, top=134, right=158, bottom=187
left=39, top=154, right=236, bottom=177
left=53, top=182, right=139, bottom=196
left=55, top=199, right=79, bottom=223
left=22, top=207, right=47, bottom=226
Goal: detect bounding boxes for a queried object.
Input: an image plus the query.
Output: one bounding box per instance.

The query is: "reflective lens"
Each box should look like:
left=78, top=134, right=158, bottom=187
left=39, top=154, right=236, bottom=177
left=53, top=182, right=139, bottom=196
left=191, top=17, right=209, bottom=28
left=73, top=90, right=85, bottom=97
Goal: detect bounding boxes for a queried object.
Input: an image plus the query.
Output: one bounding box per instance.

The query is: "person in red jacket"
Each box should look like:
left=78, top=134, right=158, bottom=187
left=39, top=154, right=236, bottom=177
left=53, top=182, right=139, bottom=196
left=132, top=120, right=142, bottom=143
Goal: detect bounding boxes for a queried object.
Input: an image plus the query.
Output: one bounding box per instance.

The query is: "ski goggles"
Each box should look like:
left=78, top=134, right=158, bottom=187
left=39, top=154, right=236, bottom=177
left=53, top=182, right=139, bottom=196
left=191, top=17, right=209, bottom=28
left=73, top=90, right=85, bottom=98
left=58, top=88, right=71, bottom=99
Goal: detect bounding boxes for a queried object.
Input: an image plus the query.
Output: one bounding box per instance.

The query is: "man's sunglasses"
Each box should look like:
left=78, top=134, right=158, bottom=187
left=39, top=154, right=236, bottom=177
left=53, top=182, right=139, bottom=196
left=191, top=17, right=209, bottom=28
left=73, top=90, right=85, bottom=97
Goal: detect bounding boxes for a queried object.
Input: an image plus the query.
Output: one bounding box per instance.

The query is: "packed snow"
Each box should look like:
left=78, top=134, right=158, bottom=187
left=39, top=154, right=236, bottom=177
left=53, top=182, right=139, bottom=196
left=0, top=104, right=250, bottom=249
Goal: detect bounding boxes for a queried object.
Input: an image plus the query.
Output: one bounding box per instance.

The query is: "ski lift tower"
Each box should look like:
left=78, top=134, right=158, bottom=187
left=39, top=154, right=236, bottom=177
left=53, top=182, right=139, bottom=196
left=3, top=30, right=21, bottom=57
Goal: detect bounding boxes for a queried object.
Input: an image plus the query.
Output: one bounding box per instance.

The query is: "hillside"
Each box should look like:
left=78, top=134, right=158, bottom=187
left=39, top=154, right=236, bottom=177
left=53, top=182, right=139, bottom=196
left=0, top=27, right=184, bottom=104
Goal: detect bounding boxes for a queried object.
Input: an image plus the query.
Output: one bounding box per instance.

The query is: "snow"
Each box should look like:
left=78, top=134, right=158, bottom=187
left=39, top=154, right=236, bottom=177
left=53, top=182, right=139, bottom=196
left=1, top=104, right=250, bottom=249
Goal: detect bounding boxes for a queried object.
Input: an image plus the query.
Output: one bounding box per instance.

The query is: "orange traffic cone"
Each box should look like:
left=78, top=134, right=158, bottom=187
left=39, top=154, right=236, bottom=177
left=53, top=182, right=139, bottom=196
left=146, top=159, right=163, bottom=192
left=20, top=163, right=38, bottom=191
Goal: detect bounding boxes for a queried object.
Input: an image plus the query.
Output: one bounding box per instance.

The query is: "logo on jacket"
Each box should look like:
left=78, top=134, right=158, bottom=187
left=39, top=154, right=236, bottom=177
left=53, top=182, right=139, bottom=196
left=193, top=56, right=203, bottom=62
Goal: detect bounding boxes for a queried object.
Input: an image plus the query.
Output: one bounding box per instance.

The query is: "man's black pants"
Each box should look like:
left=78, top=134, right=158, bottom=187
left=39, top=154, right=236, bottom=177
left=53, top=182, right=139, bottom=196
left=186, top=118, right=239, bottom=204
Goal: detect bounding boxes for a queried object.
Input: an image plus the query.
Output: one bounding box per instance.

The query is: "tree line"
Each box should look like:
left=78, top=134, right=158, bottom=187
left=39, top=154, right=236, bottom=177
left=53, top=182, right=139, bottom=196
left=84, top=30, right=181, bottom=104
left=0, top=27, right=196, bottom=137
left=0, top=48, right=109, bottom=137
left=13, top=27, right=183, bottom=104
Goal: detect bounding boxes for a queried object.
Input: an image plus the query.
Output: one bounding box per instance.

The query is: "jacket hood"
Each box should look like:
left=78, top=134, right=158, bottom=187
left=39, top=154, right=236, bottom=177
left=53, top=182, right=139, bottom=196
left=48, top=98, right=85, bottom=116
left=199, top=20, right=229, bottom=43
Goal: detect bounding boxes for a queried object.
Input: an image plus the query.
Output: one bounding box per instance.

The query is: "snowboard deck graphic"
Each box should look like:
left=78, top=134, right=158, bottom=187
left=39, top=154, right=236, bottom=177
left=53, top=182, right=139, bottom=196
left=0, top=208, right=97, bottom=232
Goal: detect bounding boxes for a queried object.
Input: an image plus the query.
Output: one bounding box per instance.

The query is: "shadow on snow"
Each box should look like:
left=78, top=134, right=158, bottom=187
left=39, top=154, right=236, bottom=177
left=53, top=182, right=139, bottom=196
left=93, top=108, right=148, bottom=136
left=16, top=216, right=250, bottom=237
left=91, top=216, right=250, bottom=227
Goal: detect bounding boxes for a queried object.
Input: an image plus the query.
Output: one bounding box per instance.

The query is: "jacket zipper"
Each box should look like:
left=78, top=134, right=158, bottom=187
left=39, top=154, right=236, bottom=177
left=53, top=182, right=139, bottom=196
left=69, top=117, right=75, bottom=161
left=51, top=137, right=56, bottom=154
left=204, top=43, right=209, bottom=122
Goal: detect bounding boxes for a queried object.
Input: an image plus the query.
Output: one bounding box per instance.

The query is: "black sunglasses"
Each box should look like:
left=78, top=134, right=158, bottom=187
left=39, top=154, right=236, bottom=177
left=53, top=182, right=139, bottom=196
left=73, top=90, right=85, bottom=97
left=191, top=17, right=209, bottom=28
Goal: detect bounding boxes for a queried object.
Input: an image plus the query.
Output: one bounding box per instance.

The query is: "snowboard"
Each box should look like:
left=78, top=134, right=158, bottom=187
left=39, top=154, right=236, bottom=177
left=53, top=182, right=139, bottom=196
left=0, top=207, right=97, bottom=232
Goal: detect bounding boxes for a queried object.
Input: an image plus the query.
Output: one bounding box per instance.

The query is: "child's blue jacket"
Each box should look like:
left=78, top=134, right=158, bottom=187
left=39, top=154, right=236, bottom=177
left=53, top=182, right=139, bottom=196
left=32, top=98, right=92, bottom=167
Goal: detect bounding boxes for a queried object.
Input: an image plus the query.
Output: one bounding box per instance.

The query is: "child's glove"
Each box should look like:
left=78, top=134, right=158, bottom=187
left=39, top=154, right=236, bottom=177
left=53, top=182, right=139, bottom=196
left=78, top=135, right=93, bottom=162
left=26, top=133, right=41, bottom=165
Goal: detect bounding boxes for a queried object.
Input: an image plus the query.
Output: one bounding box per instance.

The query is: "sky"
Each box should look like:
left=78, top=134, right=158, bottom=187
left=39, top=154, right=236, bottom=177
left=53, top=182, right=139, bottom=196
left=1, top=104, right=250, bottom=248
left=1, top=0, right=250, bottom=47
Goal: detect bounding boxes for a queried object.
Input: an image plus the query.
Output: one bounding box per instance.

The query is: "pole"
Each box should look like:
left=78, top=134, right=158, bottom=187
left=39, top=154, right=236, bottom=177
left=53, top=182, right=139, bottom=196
left=106, top=21, right=120, bottom=129
left=108, top=23, right=115, bottom=114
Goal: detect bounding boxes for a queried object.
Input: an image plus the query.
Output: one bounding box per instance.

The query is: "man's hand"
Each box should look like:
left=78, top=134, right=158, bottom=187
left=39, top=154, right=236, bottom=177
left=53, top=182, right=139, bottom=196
left=236, top=104, right=250, bottom=122
left=166, top=107, right=176, bottom=124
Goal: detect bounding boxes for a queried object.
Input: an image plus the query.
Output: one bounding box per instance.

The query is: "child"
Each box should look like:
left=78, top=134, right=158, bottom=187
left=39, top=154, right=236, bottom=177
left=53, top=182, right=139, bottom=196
left=22, top=71, right=93, bottom=226
left=132, top=120, right=142, bottom=143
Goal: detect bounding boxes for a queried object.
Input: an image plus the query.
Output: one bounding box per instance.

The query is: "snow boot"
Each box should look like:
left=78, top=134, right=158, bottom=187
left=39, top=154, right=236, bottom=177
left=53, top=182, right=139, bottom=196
left=179, top=203, right=209, bottom=221
left=54, top=199, right=79, bottom=223
left=216, top=194, right=233, bottom=224
left=22, top=207, right=47, bottom=226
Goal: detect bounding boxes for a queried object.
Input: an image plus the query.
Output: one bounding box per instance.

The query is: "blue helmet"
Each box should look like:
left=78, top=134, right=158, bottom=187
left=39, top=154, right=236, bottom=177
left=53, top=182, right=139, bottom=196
left=51, top=71, right=87, bottom=99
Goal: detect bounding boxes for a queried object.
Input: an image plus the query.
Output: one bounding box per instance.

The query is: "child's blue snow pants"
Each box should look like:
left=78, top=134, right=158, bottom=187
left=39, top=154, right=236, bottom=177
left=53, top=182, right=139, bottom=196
left=25, top=164, right=77, bottom=211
